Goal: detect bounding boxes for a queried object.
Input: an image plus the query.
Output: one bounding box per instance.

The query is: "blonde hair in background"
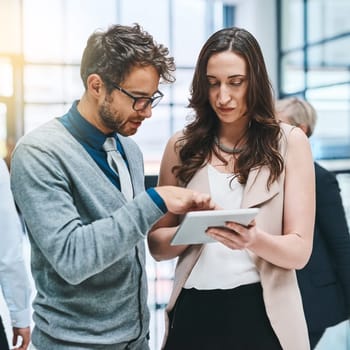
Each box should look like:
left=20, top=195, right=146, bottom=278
left=275, top=97, right=317, bottom=137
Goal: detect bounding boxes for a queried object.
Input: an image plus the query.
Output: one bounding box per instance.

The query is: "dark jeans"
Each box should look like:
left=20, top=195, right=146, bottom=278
left=0, top=316, right=9, bottom=350
left=164, top=283, right=282, bottom=350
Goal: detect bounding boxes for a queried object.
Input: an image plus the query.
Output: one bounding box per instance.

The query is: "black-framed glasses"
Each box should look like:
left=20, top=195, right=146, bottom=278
left=110, top=82, right=164, bottom=111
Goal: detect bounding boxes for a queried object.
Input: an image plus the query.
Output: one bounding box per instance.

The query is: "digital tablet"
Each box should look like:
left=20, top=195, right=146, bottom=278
left=170, top=208, right=259, bottom=246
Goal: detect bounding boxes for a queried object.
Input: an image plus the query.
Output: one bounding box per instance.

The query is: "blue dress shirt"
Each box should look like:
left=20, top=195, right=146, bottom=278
left=0, top=159, right=31, bottom=328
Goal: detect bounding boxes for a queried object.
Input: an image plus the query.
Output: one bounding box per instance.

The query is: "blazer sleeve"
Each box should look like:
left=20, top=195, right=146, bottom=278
left=315, top=162, right=350, bottom=314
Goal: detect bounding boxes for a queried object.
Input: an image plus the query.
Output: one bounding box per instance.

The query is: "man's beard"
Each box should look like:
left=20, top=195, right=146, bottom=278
left=98, top=96, right=123, bottom=133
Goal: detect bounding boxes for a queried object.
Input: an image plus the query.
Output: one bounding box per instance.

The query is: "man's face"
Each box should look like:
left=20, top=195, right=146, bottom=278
left=99, top=65, right=161, bottom=136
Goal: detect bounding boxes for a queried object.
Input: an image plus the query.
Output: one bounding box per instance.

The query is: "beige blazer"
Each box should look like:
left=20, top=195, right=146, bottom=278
left=162, top=124, right=310, bottom=350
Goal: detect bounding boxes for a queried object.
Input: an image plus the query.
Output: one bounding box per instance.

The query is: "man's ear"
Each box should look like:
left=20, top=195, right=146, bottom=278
left=87, top=74, right=103, bottom=96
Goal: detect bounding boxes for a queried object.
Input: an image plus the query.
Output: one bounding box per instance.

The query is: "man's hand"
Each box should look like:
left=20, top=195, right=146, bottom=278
left=12, top=326, right=30, bottom=350
left=155, top=186, right=217, bottom=214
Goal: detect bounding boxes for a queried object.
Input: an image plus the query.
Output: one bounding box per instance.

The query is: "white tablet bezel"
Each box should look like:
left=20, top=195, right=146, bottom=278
left=170, top=208, right=259, bottom=246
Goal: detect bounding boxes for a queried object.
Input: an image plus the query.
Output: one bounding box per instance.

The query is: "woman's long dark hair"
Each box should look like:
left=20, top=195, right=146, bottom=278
left=173, top=27, right=283, bottom=189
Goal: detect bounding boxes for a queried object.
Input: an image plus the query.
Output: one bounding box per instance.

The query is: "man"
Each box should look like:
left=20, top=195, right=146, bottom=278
left=10, top=24, right=215, bottom=350
left=276, top=97, right=350, bottom=349
left=0, top=158, right=31, bottom=350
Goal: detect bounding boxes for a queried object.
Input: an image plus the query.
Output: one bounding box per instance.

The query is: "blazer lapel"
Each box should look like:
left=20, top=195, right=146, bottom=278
left=186, top=163, right=280, bottom=209
left=241, top=166, right=280, bottom=209
left=186, top=165, right=211, bottom=193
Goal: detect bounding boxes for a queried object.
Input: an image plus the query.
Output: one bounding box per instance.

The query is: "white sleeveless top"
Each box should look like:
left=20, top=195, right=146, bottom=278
left=184, top=164, right=260, bottom=290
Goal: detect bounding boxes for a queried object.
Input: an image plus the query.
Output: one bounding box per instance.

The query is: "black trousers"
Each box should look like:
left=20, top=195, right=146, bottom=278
left=164, top=283, right=282, bottom=350
left=0, top=316, right=9, bottom=350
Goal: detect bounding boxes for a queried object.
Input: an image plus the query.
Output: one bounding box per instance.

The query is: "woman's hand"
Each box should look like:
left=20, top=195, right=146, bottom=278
left=206, top=220, right=257, bottom=250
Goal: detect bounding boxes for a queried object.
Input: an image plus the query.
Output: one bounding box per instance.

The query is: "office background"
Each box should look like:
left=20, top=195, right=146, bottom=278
left=0, top=0, right=349, bottom=349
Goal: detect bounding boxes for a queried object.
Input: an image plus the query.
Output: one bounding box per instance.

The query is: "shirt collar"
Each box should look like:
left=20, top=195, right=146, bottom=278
left=66, top=100, right=116, bottom=150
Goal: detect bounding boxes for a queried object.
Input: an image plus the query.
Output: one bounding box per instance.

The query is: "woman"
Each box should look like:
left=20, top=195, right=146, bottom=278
left=148, top=27, right=315, bottom=350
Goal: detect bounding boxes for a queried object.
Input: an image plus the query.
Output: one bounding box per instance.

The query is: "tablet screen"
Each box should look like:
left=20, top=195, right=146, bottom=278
left=170, top=208, right=259, bottom=246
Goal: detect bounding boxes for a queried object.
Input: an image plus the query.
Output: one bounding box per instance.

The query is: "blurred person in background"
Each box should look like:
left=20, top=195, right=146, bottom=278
left=0, top=158, right=31, bottom=350
left=276, top=97, right=350, bottom=349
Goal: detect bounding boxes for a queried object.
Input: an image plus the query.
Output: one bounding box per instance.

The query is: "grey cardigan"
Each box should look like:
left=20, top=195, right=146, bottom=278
left=10, top=119, right=164, bottom=349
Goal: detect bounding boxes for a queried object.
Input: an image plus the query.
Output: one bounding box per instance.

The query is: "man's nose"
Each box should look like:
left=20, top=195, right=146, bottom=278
left=138, top=103, right=153, bottom=118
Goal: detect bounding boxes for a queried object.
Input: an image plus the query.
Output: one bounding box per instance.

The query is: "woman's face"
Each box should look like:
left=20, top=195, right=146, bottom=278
left=206, top=50, right=248, bottom=126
